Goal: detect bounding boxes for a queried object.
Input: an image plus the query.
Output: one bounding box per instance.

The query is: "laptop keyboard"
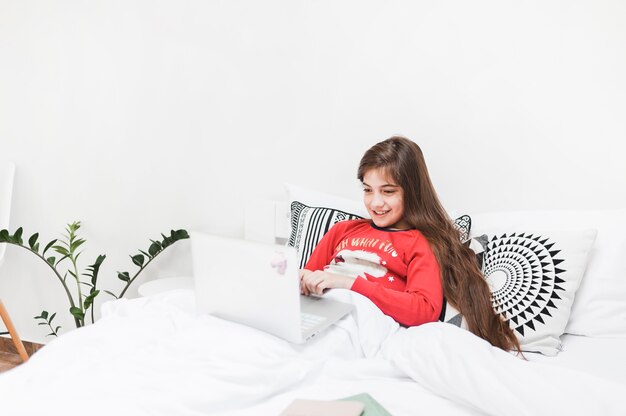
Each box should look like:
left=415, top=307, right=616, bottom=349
left=300, top=312, right=326, bottom=332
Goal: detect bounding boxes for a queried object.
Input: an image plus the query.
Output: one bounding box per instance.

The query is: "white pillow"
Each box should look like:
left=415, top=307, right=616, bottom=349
left=477, top=229, right=596, bottom=355
left=565, top=212, right=626, bottom=337
left=471, top=210, right=626, bottom=338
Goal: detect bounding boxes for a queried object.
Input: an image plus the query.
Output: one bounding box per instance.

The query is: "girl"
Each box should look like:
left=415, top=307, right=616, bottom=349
left=300, top=136, right=521, bottom=352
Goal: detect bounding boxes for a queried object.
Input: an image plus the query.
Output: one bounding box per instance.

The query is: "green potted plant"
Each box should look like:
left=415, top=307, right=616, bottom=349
left=0, top=222, right=189, bottom=336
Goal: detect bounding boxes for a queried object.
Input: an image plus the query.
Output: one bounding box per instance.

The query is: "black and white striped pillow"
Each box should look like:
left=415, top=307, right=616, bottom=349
left=287, top=201, right=363, bottom=268
left=288, top=200, right=473, bottom=270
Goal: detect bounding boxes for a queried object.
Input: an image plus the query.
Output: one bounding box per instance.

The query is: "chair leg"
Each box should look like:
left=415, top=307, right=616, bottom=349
left=0, top=300, right=29, bottom=362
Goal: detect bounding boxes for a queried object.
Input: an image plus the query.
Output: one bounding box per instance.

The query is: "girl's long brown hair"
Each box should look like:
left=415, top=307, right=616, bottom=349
left=358, top=136, right=521, bottom=353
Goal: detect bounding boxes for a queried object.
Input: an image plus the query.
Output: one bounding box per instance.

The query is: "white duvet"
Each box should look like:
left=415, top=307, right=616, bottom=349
left=0, top=289, right=623, bottom=416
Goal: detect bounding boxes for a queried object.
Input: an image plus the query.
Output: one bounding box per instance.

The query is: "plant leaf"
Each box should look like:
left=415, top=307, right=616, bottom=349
left=103, top=290, right=119, bottom=299
left=55, top=254, right=69, bottom=266
left=117, top=272, right=130, bottom=282
left=46, top=256, right=56, bottom=266
left=43, top=239, right=57, bottom=255
left=13, top=227, right=23, bottom=244
left=148, top=242, right=161, bottom=257
left=83, top=290, right=100, bottom=310
left=160, top=233, right=172, bottom=248
left=68, top=222, right=81, bottom=233
left=173, top=229, right=190, bottom=240
left=84, top=254, right=106, bottom=286
left=49, top=312, right=56, bottom=323
left=8, top=227, right=23, bottom=245
left=69, top=306, right=84, bottom=321
left=52, top=245, right=70, bottom=256
left=28, top=233, right=39, bottom=250
left=131, top=254, right=144, bottom=268
left=70, top=238, right=85, bottom=253
left=0, top=229, right=9, bottom=242
left=139, top=249, right=151, bottom=259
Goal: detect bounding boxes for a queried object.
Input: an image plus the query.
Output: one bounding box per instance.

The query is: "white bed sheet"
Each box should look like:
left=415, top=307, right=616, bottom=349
left=386, top=323, right=626, bottom=416
left=525, top=334, right=626, bottom=386
left=219, top=370, right=483, bottom=416
left=0, top=289, right=623, bottom=416
left=0, top=289, right=474, bottom=416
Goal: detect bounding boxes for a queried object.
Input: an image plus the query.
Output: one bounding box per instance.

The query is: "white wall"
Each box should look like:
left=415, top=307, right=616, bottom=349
left=1, top=0, right=625, bottom=343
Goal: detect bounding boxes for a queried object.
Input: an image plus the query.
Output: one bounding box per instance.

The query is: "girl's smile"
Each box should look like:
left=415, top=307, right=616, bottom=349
left=362, top=168, right=409, bottom=230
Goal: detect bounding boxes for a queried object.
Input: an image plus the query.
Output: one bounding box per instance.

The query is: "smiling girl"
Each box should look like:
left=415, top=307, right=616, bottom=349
left=300, top=136, right=521, bottom=352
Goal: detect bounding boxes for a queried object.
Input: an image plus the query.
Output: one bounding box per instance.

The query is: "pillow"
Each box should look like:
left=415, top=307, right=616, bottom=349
left=563, top=212, right=626, bottom=338
left=288, top=200, right=474, bottom=269
left=453, top=214, right=471, bottom=243
left=288, top=201, right=364, bottom=268
left=470, top=209, right=626, bottom=338
left=285, top=183, right=471, bottom=240
left=442, top=229, right=597, bottom=356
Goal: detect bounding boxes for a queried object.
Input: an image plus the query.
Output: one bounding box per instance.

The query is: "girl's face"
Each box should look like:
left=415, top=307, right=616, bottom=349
left=362, top=168, right=409, bottom=230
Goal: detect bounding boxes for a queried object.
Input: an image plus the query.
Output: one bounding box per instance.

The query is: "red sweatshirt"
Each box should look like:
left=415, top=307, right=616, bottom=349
left=305, top=219, right=443, bottom=327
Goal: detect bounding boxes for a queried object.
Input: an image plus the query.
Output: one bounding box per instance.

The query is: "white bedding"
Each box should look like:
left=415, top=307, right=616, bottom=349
left=525, top=334, right=626, bottom=386
left=0, top=289, right=624, bottom=416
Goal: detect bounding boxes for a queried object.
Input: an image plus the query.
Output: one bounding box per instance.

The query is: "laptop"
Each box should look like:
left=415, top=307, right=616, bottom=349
left=190, top=232, right=354, bottom=343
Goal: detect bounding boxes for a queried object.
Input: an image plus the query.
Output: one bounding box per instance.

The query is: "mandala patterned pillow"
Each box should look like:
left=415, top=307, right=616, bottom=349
left=442, top=229, right=597, bottom=356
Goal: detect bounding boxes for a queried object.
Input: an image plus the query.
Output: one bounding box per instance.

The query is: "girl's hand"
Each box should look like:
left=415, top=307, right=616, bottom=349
left=299, top=269, right=355, bottom=296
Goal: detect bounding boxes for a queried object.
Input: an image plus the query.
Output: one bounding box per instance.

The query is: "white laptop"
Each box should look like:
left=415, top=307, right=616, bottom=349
left=190, top=232, right=354, bottom=343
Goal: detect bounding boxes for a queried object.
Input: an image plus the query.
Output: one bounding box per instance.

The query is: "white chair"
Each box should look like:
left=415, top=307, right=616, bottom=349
left=0, top=162, right=28, bottom=362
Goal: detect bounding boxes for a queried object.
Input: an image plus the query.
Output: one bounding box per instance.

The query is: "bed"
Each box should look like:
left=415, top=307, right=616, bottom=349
left=1, top=187, right=625, bottom=415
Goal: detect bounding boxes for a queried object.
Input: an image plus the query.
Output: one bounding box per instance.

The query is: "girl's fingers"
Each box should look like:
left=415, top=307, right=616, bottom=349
left=302, top=271, right=339, bottom=295
left=301, top=275, right=315, bottom=296
left=311, top=275, right=330, bottom=295
left=314, top=280, right=329, bottom=295
left=303, top=273, right=323, bottom=295
left=301, top=279, right=312, bottom=296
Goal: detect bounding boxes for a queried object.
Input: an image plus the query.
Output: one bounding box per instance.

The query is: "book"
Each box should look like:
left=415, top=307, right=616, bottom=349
left=279, top=392, right=392, bottom=416
left=279, top=399, right=365, bottom=416
left=339, top=393, right=393, bottom=416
